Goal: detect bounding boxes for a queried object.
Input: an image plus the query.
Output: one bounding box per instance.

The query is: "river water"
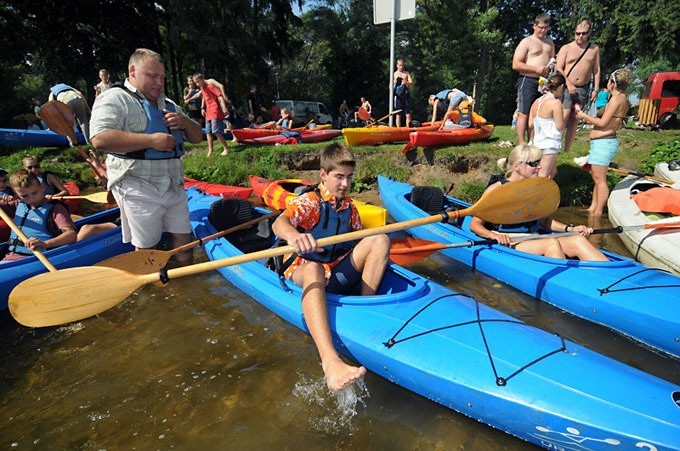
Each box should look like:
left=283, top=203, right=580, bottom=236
left=1, top=207, right=679, bottom=450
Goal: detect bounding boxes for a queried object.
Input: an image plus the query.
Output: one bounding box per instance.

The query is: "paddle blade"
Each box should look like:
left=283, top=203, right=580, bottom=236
left=95, top=249, right=169, bottom=273
left=461, top=177, right=560, bottom=224
left=38, top=101, right=77, bottom=143
left=389, top=237, right=446, bottom=265
left=9, top=267, right=148, bottom=327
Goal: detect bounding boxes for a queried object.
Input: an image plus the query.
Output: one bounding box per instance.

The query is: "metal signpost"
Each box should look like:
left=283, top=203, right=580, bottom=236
left=374, top=0, right=415, bottom=126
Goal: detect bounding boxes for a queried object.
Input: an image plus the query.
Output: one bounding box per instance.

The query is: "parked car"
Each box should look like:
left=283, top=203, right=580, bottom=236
left=637, top=71, right=680, bottom=128
left=275, top=100, right=333, bottom=126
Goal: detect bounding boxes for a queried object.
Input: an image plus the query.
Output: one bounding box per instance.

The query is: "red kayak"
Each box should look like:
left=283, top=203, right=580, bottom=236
left=236, top=129, right=342, bottom=145
left=183, top=178, right=252, bottom=199
left=403, top=124, right=494, bottom=153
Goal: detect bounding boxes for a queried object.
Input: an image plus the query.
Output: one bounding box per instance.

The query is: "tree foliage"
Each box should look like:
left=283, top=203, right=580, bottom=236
left=0, top=0, right=677, bottom=127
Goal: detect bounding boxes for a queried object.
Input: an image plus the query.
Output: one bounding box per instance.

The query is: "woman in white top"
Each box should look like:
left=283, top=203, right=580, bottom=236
left=529, top=74, right=566, bottom=178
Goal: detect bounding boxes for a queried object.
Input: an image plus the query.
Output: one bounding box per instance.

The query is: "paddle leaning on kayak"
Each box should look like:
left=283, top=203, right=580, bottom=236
left=470, top=144, right=607, bottom=261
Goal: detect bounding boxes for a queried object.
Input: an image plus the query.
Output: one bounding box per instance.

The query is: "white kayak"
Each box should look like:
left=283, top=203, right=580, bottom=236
left=655, top=162, right=680, bottom=185
left=607, top=176, right=680, bottom=274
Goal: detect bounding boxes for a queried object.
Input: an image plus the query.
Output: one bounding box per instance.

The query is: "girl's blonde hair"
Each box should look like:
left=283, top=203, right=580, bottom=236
left=497, top=144, right=543, bottom=177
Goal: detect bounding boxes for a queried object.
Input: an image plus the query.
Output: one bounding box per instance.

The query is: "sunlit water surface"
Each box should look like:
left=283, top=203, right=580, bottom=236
left=1, top=208, right=678, bottom=450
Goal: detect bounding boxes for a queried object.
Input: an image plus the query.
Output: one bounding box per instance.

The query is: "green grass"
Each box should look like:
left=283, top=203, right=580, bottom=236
left=1, top=125, right=677, bottom=207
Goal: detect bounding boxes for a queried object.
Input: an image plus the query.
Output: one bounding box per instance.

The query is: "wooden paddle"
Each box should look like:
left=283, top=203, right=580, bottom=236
left=368, top=110, right=402, bottom=127
left=53, top=191, right=112, bottom=204
left=388, top=221, right=680, bottom=265
left=8, top=177, right=559, bottom=328
left=607, top=165, right=674, bottom=185
left=0, top=207, right=58, bottom=272
left=95, top=210, right=280, bottom=273
left=37, top=101, right=108, bottom=183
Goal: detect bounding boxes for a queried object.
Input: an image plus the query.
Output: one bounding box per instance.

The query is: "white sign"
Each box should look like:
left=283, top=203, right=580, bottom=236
left=373, top=0, right=416, bottom=25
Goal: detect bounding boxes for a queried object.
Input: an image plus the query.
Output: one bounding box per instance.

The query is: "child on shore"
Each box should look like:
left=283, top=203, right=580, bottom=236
left=528, top=74, right=566, bottom=178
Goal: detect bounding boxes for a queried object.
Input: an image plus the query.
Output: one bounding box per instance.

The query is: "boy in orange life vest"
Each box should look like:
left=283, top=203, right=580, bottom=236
left=1, top=170, right=76, bottom=262
left=272, top=143, right=390, bottom=392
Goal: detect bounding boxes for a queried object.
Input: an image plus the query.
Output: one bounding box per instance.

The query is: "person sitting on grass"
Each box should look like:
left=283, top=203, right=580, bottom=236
left=469, top=144, right=608, bottom=261
left=272, top=143, right=390, bottom=391
left=0, top=170, right=76, bottom=262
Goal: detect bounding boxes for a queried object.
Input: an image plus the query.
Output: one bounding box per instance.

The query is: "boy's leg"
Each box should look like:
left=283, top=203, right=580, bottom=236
left=293, top=262, right=367, bottom=391
left=348, top=234, right=390, bottom=295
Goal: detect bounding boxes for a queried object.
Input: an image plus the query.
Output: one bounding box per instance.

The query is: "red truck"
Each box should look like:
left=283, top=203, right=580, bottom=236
left=637, top=71, right=680, bottom=128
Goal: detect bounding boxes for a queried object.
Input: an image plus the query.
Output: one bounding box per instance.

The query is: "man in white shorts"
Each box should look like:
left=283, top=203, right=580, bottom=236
left=90, top=48, right=202, bottom=265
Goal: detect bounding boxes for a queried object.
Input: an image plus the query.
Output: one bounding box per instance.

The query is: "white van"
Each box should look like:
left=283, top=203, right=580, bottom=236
left=275, top=100, right=333, bottom=126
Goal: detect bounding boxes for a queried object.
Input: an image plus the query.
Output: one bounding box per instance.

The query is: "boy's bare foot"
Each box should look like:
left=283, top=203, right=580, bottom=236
left=207, top=150, right=213, bottom=157
left=220, top=149, right=230, bottom=156
left=323, top=357, right=367, bottom=391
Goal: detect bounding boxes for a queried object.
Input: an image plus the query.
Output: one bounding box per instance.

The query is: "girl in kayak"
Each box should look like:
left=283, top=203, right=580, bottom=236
left=469, top=144, right=608, bottom=261
left=23, top=155, right=69, bottom=200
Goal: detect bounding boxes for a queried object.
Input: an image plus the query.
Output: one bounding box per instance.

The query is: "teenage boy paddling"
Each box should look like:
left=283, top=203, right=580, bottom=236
left=272, top=143, right=390, bottom=391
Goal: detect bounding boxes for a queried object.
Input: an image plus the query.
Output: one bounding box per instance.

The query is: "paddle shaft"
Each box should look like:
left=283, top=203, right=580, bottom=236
left=608, top=166, right=674, bottom=185
left=370, top=109, right=402, bottom=126
left=0, top=207, right=58, bottom=272
left=53, top=192, right=110, bottom=203
left=164, top=178, right=559, bottom=281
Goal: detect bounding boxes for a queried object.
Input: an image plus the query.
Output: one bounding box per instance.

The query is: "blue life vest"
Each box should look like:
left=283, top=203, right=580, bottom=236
left=435, top=89, right=452, bottom=102
left=112, top=87, right=185, bottom=160
left=8, top=202, right=57, bottom=255
left=483, top=175, right=541, bottom=233
left=50, top=83, right=73, bottom=97
left=37, top=171, right=58, bottom=196
left=298, top=189, right=355, bottom=263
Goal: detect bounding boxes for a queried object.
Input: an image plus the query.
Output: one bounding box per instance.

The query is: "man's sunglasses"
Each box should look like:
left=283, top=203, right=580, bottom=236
left=524, top=159, right=541, bottom=167
left=26, top=165, right=40, bottom=169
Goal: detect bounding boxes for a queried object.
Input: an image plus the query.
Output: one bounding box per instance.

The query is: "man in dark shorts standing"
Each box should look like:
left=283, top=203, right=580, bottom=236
left=512, top=13, right=555, bottom=144
left=556, top=19, right=601, bottom=152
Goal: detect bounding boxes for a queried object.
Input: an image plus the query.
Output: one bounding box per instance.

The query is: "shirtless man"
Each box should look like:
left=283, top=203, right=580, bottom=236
left=393, top=59, right=413, bottom=127
left=556, top=19, right=601, bottom=152
left=512, top=13, right=555, bottom=144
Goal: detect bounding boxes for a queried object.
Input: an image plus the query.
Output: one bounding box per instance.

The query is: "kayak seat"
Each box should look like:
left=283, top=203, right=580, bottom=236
left=410, top=186, right=445, bottom=215
left=209, top=198, right=273, bottom=253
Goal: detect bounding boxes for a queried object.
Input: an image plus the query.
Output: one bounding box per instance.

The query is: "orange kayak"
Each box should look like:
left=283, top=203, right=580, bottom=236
left=342, top=123, right=440, bottom=146
left=248, top=175, right=386, bottom=228
left=404, top=124, right=495, bottom=153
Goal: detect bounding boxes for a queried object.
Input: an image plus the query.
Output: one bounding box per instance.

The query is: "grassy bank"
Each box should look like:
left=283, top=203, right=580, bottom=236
left=1, top=125, right=678, bottom=207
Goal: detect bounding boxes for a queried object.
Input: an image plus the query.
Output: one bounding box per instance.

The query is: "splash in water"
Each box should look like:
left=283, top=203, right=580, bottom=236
left=291, top=373, right=370, bottom=434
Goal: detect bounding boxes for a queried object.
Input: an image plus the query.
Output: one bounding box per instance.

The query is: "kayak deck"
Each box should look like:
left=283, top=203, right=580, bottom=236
left=378, top=175, right=680, bottom=359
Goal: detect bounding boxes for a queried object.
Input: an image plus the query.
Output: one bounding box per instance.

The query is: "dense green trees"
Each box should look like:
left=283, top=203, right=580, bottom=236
left=0, top=0, right=677, bottom=128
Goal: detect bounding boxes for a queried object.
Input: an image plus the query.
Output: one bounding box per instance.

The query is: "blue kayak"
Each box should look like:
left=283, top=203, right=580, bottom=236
left=0, top=128, right=87, bottom=148
left=0, top=207, right=133, bottom=311
left=187, top=187, right=680, bottom=449
left=378, top=175, right=680, bottom=359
